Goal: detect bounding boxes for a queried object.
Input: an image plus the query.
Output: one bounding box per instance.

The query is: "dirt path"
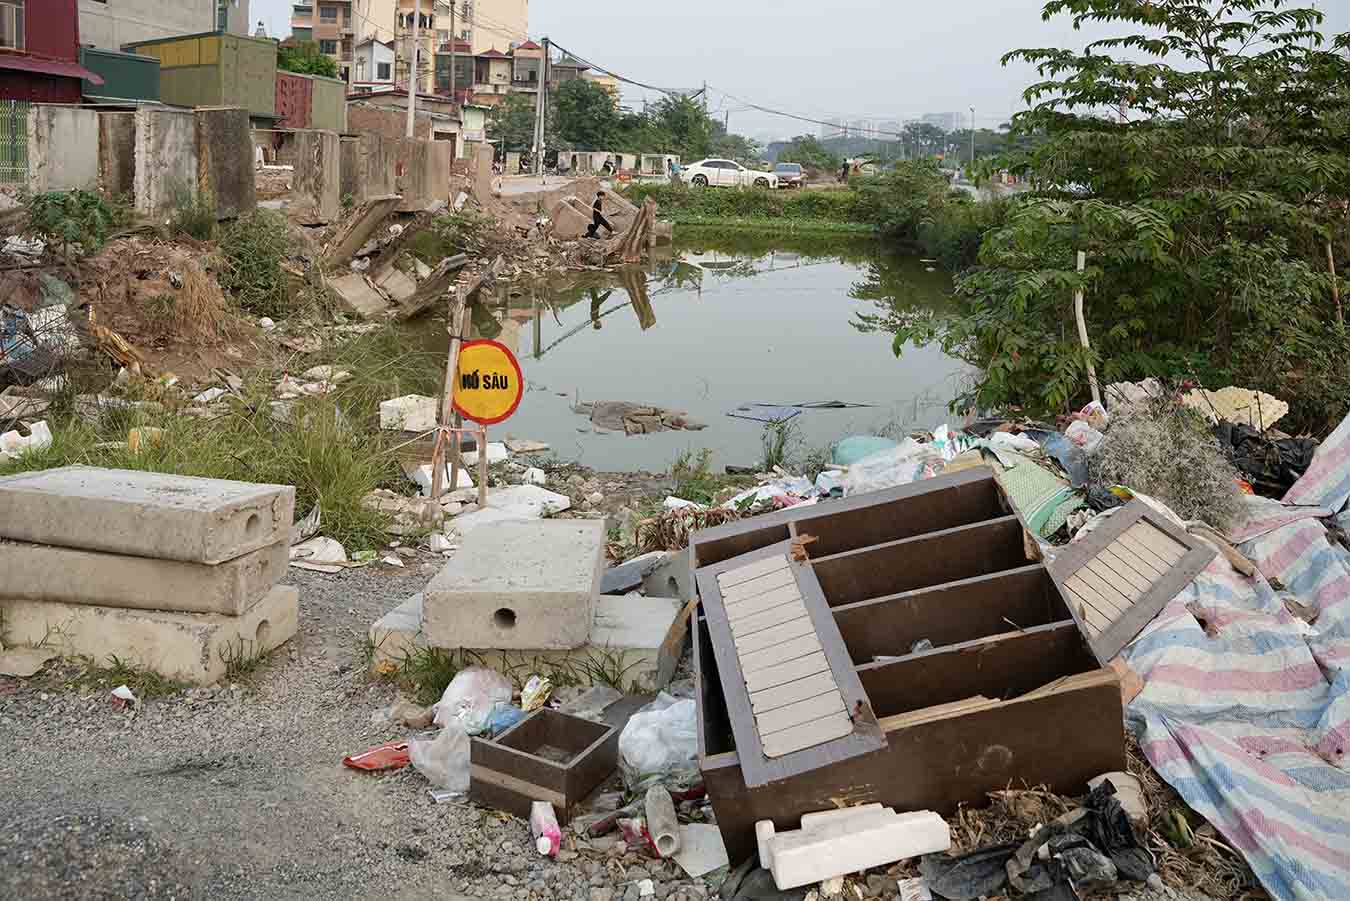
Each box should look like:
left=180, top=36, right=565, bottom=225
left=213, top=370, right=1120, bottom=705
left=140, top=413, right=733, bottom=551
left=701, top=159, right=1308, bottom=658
left=0, top=556, right=704, bottom=901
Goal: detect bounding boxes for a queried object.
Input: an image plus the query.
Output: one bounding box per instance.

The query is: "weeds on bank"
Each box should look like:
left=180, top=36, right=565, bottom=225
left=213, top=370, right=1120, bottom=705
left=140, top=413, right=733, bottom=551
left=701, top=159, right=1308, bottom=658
left=0, top=391, right=393, bottom=551
left=669, top=449, right=748, bottom=504
left=168, top=185, right=217, bottom=241
left=70, top=654, right=188, bottom=698
left=219, top=637, right=265, bottom=682
left=218, top=209, right=293, bottom=317
left=380, top=645, right=464, bottom=707
left=23, top=189, right=132, bottom=257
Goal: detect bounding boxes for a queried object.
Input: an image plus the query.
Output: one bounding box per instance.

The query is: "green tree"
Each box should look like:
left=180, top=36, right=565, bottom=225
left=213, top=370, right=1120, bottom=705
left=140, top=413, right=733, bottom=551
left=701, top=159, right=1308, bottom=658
left=551, top=79, right=621, bottom=149
left=487, top=93, right=543, bottom=152
left=895, top=0, right=1350, bottom=432
left=647, top=95, right=715, bottom=161
left=277, top=40, right=339, bottom=79
left=777, top=135, right=840, bottom=171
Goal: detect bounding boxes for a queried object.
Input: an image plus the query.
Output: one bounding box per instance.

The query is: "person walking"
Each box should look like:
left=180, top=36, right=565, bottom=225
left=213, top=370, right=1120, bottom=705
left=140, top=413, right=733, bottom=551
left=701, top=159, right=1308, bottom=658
left=585, top=190, right=616, bottom=239
left=839, top=160, right=850, bottom=184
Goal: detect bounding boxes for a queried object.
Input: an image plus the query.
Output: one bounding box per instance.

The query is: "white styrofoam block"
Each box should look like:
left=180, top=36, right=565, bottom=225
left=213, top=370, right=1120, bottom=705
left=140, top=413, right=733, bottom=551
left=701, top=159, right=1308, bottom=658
left=404, top=461, right=474, bottom=497
left=767, top=808, right=951, bottom=890
left=798, top=803, right=886, bottom=830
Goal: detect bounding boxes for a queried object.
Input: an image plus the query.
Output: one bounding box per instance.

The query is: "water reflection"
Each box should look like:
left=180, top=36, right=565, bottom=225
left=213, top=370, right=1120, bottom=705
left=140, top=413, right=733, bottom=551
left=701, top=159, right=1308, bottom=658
left=419, top=235, right=965, bottom=472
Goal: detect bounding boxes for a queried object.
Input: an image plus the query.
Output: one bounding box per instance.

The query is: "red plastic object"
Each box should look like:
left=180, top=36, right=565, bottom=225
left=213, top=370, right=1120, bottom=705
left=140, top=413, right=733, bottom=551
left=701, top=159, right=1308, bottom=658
left=342, top=740, right=411, bottom=771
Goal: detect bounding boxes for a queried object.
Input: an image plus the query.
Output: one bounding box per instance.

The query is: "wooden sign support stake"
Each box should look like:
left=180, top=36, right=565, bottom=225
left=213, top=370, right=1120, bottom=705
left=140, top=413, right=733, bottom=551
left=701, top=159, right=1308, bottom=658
left=432, top=289, right=469, bottom=500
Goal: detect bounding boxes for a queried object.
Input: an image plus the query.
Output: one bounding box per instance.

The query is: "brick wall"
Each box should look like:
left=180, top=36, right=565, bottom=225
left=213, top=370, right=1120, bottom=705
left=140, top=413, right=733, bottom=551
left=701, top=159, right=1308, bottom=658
left=346, top=104, right=432, bottom=141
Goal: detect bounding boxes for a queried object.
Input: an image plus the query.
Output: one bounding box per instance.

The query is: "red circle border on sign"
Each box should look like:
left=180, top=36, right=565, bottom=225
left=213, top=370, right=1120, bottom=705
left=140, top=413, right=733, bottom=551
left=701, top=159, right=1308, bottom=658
left=452, top=339, right=525, bottom=425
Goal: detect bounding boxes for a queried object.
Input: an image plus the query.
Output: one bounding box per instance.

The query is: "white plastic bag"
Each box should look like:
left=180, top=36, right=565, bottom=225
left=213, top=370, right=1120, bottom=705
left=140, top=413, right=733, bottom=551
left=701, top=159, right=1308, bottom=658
left=842, top=439, right=945, bottom=497
left=618, top=693, right=699, bottom=791
left=432, top=666, right=514, bottom=734
left=409, top=721, right=470, bottom=793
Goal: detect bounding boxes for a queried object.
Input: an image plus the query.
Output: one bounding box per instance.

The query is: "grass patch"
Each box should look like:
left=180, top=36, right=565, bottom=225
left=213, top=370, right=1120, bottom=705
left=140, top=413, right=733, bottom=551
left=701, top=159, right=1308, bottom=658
left=70, top=654, right=188, bottom=698
left=168, top=186, right=217, bottom=241
left=383, top=645, right=464, bottom=706
left=218, top=636, right=266, bottom=683
left=218, top=210, right=293, bottom=318
left=0, top=385, right=395, bottom=551
left=23, top=189, right=132, bottom=257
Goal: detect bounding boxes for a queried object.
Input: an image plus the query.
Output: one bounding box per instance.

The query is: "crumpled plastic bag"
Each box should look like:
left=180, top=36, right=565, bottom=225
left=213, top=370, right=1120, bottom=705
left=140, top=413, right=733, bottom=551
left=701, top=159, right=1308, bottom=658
left=842, top=438, right=946, bottom=497
left=618, top=693, right=698, bottom=792
left=432, top=666, right=514, bottom=734
left=409, top=721, right=470, bottom=793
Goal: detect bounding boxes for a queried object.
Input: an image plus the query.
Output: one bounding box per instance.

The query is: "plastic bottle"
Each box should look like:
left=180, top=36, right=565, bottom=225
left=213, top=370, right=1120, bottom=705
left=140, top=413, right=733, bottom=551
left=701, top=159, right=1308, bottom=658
left=530, top=801, right=562, bottom=858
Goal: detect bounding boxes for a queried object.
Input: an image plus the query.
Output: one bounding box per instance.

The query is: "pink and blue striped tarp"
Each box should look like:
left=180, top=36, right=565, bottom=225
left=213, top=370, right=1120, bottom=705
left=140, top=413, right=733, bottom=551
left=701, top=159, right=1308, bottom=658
left=1120, top=413, right=1350, bottom=900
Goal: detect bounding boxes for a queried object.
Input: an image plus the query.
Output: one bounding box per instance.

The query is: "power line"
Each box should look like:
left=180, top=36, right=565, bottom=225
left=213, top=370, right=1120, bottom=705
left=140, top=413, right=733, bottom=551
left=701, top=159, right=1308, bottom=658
left=543, top=38, right=687, bottom=97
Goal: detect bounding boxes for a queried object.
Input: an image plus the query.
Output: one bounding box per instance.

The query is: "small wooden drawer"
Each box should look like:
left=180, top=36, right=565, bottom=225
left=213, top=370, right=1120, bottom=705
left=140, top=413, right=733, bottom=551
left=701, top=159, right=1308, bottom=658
left=469, top=709, right=618, bottom=824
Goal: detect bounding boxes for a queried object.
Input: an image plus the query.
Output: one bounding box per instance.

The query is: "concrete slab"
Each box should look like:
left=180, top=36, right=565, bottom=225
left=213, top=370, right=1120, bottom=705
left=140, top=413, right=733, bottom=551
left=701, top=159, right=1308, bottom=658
left=331, top=273, right=390, bottom=318
left=375, top=265, right=417, bottom=302
left=370, top=590, right=674, bottom=690
left=642, top=546, right=694, bottom=600
left=447, top=507, right=530, bottom=536
left=323, top=194, right=402, bottom=267
left=27, top=106, right=100, bottom=193
left=601, top=551, right=669, bottom=595
left=0, top=467, right=295, bottom=565
left=423, top=519, right=604, bottom=650
left=0, top=585, right=299, bottom=685
left=369, top=592, right=424, bottom=665
left=0, top=538, right=285, bottom=616
left=135, top=108, right=197, bottom=217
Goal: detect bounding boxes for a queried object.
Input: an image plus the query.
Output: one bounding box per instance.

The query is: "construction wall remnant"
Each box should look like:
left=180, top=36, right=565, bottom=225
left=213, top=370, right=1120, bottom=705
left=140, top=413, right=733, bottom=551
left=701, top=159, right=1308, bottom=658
left=355, top=133, right=396, bottom=201
left=97, top=111, right=137, bottom=198
left=26, top=105, right=101, bottom=193
left=195, top=107, right=256, bottom=219
left=289, top=129, right=340, bottom=225
left=134, top=107, right=198, bottom=216
left=395, top=137, right=452, bottom=212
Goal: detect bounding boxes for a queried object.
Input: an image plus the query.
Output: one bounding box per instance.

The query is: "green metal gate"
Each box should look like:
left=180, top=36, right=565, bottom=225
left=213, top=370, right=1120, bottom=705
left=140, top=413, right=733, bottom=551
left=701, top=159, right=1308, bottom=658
left=0, top=100, right=29, bottom=184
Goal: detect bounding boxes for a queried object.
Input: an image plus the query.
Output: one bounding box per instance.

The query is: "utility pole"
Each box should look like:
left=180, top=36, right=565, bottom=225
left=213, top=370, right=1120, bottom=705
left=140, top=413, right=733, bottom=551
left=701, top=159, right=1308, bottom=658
left=405, top=0, right=420, bottom=137
left=702, top=80, right=707, bottom=114
left=968, top=105, right=976, bottom=170
left=449, top=0, right=456, bottom=102
left=533, top=37, right=550, bottom=178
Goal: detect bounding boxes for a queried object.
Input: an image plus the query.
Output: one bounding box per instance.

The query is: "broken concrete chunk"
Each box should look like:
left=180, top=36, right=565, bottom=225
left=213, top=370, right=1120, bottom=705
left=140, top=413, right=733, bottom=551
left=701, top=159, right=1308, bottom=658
left=758, top=807, right=950, bottom=890
left=487, top=484, right=571, bottom=519
left=330, top=273, right=390, bottom=318
left=403, top=461, right=474, bottom=497
left=504, top=439, right=550, bottom=454
left=601, top=551, right=669, bottom=595
left=375, top=264, right=417, bottom=302
left=0, top=466, right=294, bottom=564
left=522, top=467, right=548, bottom=486
left=380, top=394, right=439, bottom=432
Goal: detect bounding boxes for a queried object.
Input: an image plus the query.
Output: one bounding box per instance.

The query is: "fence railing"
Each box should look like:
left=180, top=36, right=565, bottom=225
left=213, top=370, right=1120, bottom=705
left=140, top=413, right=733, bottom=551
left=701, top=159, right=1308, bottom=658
left=0, top=99, right=29, bottom=185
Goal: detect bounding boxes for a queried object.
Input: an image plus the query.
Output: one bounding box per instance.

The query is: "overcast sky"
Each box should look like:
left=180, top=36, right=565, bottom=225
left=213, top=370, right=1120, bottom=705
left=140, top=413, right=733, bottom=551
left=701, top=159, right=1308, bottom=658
left=253, top=0, right=1350, bottom=141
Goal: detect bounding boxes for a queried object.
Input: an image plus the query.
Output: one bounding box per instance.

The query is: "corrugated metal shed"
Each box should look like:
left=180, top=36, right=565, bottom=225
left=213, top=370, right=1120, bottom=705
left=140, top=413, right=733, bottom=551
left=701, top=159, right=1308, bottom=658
left=276, top=71, right=346, bottom=132
left=124, top=32, right=276, bottom=119
left=80, top=48, right=161, bottom=102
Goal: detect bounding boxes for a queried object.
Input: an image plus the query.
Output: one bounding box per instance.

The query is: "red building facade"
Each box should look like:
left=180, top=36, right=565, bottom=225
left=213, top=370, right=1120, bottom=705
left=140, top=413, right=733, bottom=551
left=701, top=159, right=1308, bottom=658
left=0, top=0, right=103, bottom=102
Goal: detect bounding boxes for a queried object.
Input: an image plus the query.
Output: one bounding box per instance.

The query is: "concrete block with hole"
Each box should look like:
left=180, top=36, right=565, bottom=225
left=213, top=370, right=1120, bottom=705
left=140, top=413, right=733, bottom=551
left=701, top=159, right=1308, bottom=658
left=0, top=585, right=298, bottom=685
left=0, top=538, right=285, bottom=616
left=0, top=467, right=294, bottom=565
left=423, top=520, right=605, bottom=650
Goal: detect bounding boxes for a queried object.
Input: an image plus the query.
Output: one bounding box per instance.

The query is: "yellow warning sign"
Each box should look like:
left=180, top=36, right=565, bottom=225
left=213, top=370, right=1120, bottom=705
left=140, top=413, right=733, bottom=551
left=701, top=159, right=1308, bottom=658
left=453, top=340, right=524, bottom=425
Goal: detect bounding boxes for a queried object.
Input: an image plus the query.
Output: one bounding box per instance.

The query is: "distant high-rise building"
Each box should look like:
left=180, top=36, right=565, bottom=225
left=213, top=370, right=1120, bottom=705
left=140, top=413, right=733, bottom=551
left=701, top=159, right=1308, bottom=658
left=820, top=117, right=845, bottom=140
left=922, top=112, right=961, bottom=133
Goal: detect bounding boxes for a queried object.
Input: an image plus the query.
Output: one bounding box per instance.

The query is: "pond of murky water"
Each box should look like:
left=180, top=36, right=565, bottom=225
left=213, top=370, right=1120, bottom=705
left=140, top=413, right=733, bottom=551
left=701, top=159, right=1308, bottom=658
left=413, top=232, right=968, bottom=472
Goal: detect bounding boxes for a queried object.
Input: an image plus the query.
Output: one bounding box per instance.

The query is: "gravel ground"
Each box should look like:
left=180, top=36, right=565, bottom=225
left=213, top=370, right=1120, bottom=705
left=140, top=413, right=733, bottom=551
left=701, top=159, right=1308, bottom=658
left=0, top=555, right=712, bottom=901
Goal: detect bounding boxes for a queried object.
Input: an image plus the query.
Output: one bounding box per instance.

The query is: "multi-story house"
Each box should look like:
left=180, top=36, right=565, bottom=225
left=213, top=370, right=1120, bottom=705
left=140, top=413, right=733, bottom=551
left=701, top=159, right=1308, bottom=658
left=1, top=0, right=105, bottom=103
left=80, top=0, right=249, bottom=50
left=290, top=0, right=356, bottom=81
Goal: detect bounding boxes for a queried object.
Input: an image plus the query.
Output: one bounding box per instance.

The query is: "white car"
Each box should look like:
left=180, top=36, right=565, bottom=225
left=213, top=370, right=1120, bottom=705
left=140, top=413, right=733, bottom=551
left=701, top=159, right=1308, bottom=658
left=681, top=159, right=778, bottom=189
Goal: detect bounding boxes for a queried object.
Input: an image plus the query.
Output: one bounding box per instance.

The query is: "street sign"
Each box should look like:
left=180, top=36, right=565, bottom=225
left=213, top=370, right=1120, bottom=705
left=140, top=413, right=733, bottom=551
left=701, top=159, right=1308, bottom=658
left=453, top=340, right=524, bottom=425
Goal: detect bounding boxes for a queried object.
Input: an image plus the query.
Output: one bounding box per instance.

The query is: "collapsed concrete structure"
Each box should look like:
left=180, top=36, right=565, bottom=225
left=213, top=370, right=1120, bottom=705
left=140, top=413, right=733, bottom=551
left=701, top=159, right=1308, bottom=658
left=0, top=467, right=299, bottom=684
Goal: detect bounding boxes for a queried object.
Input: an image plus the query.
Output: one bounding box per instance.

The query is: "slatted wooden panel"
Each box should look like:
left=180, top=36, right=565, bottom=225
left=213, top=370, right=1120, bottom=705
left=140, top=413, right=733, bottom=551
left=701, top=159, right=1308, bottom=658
left=717, top=556, right=852, bottom=758
left=1050, top=501, right=1216, bottom=663
left=694, top=540, right=886, bottom=788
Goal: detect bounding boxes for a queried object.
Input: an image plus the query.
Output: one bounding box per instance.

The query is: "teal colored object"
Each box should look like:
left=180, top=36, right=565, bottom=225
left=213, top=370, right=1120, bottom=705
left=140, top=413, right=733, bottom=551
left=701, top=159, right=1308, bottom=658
left=833, top=436, right=899, bottom=466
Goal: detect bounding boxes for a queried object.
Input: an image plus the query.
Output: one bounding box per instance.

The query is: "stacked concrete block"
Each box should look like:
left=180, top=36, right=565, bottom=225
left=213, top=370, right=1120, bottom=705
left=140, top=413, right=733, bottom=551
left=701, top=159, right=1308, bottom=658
left=0, top=467, right=299, bottom=684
